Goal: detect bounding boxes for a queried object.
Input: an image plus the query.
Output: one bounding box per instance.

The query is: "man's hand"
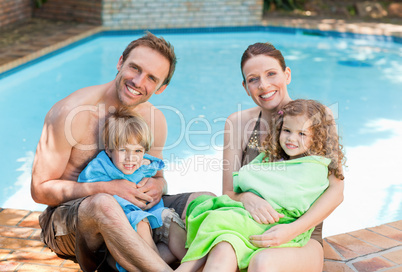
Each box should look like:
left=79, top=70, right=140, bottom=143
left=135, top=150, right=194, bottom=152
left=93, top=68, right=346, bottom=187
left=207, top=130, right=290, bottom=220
left=249, top=223, right=297, bottom=248
left=241, top=192, right=284, bottom=224
left=137, top=177, right=165, bottom=210
left=108, top=179, right=153, bottom=209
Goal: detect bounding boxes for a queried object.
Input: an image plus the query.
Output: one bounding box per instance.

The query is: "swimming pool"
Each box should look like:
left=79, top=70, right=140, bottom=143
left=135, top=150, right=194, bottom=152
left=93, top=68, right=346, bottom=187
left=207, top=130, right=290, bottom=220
left=0, top=29, right=401, bottom=237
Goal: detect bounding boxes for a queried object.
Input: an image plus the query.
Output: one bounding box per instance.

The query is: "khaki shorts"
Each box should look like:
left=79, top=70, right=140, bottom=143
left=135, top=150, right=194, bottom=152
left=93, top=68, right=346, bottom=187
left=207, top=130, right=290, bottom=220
left=39, top=193, right=191, bottom=261
left=39, top=197, right=86, bottom=258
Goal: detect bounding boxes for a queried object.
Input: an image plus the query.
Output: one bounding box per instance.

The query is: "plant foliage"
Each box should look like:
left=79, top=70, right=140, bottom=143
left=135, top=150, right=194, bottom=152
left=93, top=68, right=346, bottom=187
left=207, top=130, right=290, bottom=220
left=264, top=0, right=306, bottom=11
left=34, top=0, right=48, bottom=8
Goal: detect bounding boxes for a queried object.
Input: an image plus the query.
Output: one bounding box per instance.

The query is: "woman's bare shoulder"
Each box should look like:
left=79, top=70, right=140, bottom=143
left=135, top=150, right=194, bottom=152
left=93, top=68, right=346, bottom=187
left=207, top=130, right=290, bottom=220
left=227, top=106, right=261, bottom=123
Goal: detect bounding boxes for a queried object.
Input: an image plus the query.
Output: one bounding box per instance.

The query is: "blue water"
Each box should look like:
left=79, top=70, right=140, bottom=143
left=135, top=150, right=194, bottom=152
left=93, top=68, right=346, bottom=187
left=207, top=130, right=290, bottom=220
left=0, top=30, right=401, bottom=235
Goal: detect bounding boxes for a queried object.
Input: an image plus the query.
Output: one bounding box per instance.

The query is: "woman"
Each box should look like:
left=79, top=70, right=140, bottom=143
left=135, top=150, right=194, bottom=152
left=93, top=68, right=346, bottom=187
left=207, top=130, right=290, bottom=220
left=220, top=42, right=344, bottom=271
left=177, top=42, right=344, bottom=272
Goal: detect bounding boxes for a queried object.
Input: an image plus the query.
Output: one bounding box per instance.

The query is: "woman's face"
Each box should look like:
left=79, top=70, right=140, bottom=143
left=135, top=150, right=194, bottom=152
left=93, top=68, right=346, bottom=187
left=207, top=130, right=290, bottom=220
left=242, top=54, right=291, bottom=112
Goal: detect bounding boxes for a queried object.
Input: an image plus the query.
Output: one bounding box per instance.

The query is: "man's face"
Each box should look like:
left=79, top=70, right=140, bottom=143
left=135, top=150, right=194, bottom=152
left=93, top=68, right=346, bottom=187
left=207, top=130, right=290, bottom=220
left=115, top=46, right=170, bottom=107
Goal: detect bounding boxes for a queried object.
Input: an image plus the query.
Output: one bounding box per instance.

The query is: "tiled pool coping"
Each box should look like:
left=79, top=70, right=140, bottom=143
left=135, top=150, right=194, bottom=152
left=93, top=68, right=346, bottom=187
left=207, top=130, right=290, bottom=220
left=1, top=17, right=402, bottom=78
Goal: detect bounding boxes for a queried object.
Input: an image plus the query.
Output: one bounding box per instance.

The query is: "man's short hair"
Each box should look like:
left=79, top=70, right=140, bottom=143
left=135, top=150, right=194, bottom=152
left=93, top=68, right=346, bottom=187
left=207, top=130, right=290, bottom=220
left=121, top=32, right=177, bottom=86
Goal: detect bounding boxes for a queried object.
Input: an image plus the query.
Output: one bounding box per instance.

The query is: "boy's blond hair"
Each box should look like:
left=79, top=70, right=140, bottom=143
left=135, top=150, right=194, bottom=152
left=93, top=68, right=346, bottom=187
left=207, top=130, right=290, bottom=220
left=103, top=107, right=152, bottom=151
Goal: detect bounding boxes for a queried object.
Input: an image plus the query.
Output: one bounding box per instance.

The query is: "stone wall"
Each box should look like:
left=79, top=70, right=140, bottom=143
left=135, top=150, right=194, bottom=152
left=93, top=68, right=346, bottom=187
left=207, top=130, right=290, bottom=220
left=0, top=0, right=31, bottom=28
left=33, top=0, right=102, bottom=25
left=102, top=0, right=264, bottom=29
left=0, top=0, right=263, bottom=29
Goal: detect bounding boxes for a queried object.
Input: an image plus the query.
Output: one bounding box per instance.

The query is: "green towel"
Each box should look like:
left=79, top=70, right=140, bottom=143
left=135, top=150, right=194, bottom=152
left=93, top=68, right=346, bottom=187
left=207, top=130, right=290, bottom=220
left=182, top=154, right=330, bottom=271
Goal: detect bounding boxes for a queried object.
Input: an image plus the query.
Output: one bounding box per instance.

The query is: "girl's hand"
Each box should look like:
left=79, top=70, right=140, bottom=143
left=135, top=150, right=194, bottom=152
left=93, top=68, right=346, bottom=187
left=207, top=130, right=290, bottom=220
left=249, top=224, right=297, bottom=247
left=241, top=192, right=284, bottom=224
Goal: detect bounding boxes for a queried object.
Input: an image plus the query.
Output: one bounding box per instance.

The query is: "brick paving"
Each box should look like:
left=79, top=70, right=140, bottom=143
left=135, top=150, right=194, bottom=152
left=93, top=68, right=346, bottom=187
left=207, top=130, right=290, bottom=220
left=0, top=208, right=401, bottom=271
left=0, top=19, right=101, bottom=75
left=0, top=208, right=80, bottom=271
left=0, top=15, right=402, bottom=272
left=323, top=221, right=402, bottom=271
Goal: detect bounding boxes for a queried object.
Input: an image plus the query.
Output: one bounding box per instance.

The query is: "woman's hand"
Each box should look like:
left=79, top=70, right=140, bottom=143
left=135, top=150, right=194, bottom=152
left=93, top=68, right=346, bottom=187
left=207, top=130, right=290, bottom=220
left=249, top=223, right=297, bottom=248
left=241, top=192, right=284, bottom=224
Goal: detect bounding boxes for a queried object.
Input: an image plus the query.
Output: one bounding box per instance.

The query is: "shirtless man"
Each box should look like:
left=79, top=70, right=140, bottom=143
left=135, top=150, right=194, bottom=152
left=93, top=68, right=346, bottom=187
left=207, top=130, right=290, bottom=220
left=31, top=33, right=211, bottom=271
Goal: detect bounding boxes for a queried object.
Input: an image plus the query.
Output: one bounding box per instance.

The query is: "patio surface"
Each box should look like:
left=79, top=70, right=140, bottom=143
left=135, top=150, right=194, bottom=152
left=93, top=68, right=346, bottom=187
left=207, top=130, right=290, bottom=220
left=0, top=16, right=402, bottom=272
left=0, top=208, right=401, bottom=271
left=1, top=17, right=402, bottom=75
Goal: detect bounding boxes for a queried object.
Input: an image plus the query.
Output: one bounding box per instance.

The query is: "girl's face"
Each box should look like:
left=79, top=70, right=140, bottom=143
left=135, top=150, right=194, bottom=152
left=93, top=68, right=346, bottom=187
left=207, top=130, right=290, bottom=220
left=242, top=54, right=291, bottom=112
left=106, top=141, right=145, bottom=175
left=279, top=115, right=313, bottom=159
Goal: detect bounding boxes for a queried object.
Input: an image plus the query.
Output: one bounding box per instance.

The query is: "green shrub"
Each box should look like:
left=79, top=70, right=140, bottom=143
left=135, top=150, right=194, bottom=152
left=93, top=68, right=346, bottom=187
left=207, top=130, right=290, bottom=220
left=264, top=0, right=307, bottom=11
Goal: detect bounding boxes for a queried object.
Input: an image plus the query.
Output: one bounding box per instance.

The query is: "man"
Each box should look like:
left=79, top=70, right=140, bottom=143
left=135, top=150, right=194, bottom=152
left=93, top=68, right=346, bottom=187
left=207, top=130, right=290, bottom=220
left=31, top=32, right=211, bottom=271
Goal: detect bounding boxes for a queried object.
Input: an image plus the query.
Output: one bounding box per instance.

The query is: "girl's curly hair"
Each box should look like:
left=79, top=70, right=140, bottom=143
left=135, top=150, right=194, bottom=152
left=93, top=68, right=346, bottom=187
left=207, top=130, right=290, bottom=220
left=263, top=99, right=345, bottom=180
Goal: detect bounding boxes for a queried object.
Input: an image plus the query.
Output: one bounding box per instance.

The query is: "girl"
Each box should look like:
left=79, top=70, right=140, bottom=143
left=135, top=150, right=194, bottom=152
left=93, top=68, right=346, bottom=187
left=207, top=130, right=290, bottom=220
left=176, top=99, right=345, bottom=272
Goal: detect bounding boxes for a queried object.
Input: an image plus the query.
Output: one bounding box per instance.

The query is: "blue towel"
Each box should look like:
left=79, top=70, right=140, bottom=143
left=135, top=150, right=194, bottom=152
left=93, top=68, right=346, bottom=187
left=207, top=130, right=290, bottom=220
left=78, top=151, right=166, bottom=272
left=78, top=150, right=166, bottom=229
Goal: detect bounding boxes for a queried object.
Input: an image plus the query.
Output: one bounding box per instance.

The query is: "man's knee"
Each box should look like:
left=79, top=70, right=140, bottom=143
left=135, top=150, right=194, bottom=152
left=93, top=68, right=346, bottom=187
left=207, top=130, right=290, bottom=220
left=182, top=191, right=216, bottom=220
left=79, top=194, right=122, bottom=226
left=188, top=191, right=216, bottom=201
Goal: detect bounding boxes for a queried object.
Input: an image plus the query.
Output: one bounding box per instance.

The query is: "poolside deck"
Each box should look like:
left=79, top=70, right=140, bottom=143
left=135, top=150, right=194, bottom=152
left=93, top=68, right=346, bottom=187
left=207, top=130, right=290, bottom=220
left=1, top=17, right=402, bottom=75
left=0, top=208, right=401, bottom=271
left=0, top=16, right=402, bottom=272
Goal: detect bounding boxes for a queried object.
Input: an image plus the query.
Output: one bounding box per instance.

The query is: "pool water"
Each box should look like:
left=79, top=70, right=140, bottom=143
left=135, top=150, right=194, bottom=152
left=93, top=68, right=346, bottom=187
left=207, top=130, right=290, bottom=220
left=0, top=30, right=401, bottom=237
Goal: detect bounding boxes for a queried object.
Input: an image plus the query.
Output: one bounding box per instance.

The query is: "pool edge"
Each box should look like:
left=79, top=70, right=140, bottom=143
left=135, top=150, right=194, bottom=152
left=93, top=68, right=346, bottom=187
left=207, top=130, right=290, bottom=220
left=1, top=23, right=401, bottom=78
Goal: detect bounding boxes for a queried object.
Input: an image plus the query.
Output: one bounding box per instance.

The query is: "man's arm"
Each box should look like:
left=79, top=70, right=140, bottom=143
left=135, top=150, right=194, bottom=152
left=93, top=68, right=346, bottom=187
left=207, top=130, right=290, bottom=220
left=31, top=103, right=153, bottom=207
left=31, top=104, right=97, bottom=205
left=136, top=105, right=168, bottom=209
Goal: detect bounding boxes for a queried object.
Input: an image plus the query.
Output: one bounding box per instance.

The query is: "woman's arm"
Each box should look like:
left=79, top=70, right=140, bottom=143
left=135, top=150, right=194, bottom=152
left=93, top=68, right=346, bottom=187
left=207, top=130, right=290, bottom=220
left=222, top=110, right=283, bottom=224
left=250, top=174, right=344, bottom=247
left=292, top=174, right=344, bottom=234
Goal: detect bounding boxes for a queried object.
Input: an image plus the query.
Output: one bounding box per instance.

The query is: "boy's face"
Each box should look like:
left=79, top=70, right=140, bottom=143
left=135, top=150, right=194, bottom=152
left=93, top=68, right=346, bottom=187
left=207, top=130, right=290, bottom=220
left=107, top=142, right=145, bottom=175
left=279, top=115, right=313, bottom=160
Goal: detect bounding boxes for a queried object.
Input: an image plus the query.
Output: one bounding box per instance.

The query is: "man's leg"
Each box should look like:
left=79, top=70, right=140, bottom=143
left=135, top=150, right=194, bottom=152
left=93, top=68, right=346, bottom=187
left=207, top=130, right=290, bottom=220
left=163, top=192, right=216, bottom=221
left=76, top=193, right=173, bottom=272
left=158, top=192, right=215, bottom=266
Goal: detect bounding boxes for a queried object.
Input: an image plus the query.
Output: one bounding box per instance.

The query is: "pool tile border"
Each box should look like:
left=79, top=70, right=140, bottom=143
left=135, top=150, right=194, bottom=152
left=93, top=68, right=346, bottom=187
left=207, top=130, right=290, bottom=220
left=1, top=22, right=401, bottom=79
left=103, top=25, right=402, bottom=43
